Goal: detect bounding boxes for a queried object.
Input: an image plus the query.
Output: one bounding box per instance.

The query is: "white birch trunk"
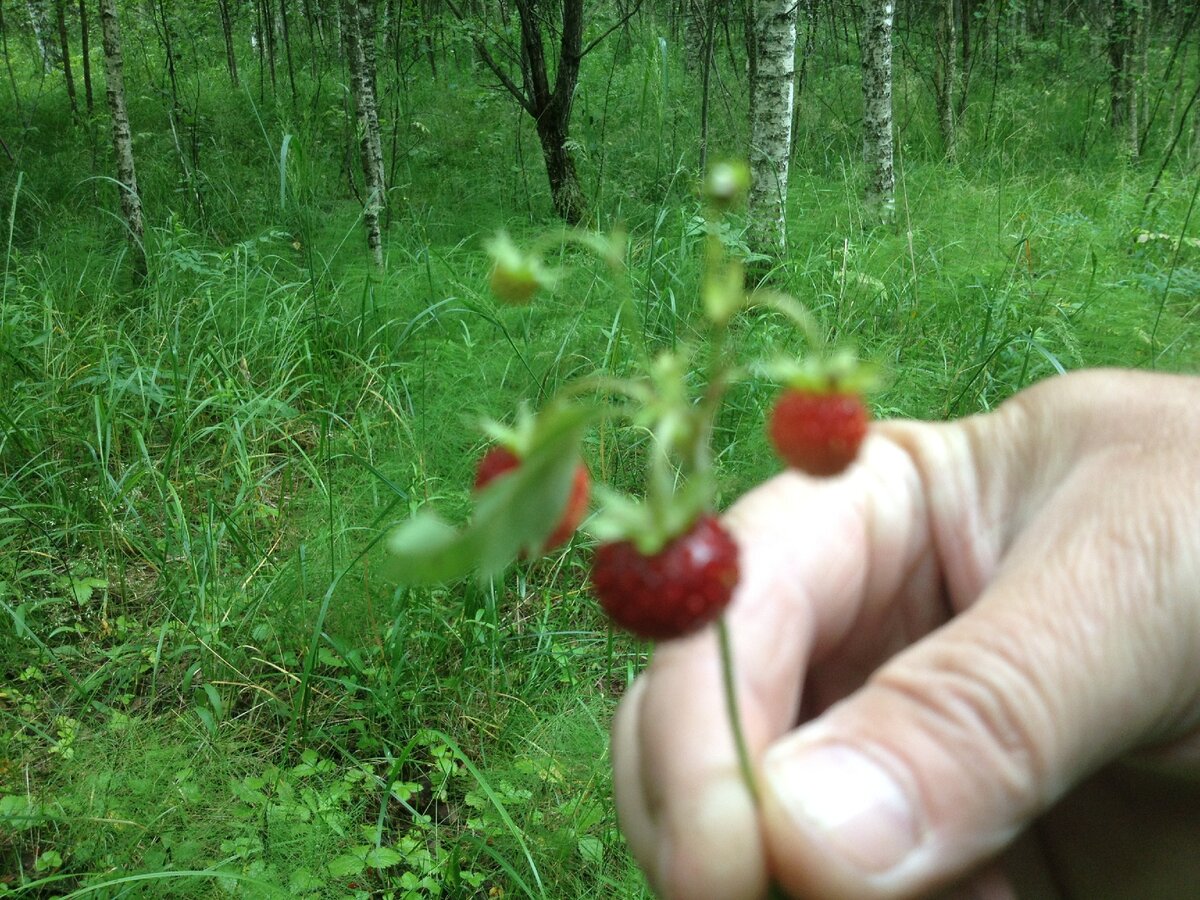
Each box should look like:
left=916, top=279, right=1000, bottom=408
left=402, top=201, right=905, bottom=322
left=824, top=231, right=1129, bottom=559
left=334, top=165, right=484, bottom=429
left=862, top=0, right=895, bottom=223
left=748, top=0, right=797, bottom=258
left=26, top=0, right=59, bottom=71
left=99, top=0, right=146, bottom=280
left=345, top=0, right=386, bottom=268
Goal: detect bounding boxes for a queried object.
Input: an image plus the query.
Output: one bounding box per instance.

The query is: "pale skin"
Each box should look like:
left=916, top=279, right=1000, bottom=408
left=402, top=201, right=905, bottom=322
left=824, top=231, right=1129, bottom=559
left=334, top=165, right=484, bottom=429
left=612, top=369, right=1200, bottom=899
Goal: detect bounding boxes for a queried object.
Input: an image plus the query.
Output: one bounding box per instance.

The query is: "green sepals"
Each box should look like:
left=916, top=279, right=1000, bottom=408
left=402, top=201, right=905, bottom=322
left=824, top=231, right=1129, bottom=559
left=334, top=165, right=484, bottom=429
left=759, top=348, right=882, bottom=395
left=484, top=231, right=556, bottom=304
left=384, top=402, right=596, bottom=586
left=586, top=476, right=713, bottom=557
left=634, top=351, right=698, bottom=458
left=479, top=403, right=538, bottom=457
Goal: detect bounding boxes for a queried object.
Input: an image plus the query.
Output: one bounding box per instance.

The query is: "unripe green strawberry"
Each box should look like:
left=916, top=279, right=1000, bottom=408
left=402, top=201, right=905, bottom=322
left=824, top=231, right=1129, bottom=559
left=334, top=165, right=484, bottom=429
left=489, top=262, right=542, bottom=305
left=484, top=232, right=551, bottom=305
left=767, top=388, right=868, bottom=477
left=474, top=446, right=590, bottom=551
left=590, top=516, right=739, bottom=640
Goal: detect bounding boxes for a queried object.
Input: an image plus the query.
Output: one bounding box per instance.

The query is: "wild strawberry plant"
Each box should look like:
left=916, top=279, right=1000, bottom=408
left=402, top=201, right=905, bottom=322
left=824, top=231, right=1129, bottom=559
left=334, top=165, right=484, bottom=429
left=384, top=161, right=875, bottom=838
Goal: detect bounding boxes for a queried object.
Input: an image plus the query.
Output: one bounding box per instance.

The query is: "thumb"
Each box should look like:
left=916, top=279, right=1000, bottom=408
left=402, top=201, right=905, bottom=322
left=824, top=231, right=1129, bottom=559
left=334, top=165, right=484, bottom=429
left=758, top=435, right=1200, bottom=899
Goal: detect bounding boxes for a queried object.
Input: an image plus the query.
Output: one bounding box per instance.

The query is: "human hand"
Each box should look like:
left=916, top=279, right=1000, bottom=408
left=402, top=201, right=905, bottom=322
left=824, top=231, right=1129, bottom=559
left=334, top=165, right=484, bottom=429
left=611, top=368, right=1200, bottom=899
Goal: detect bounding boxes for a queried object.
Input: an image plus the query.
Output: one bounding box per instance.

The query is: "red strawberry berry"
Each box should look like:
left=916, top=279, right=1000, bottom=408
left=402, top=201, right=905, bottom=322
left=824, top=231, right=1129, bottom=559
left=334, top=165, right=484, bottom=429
left=767, top=389, right=868, bottom=477
left=590, top=516, right=739, bottom=640
left=473, top=446, right=522, bottom=491
left=474, top=446, right=590, bottom=551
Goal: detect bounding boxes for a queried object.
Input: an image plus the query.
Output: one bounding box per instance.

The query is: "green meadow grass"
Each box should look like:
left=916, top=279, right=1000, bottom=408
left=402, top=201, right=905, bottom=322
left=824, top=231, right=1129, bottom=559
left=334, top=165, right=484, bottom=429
left=1, top=19, right=1197, bottom=898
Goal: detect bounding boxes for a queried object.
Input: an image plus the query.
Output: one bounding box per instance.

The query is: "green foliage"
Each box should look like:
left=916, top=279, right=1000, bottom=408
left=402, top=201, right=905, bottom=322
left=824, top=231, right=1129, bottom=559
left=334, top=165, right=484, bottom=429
left=0, top=5, right=1196, bottom=897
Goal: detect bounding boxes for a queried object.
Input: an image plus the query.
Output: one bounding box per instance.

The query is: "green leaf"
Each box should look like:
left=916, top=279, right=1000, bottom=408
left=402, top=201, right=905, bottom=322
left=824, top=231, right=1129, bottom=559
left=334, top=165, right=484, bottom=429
left=364, top=846, right=404, bottom=869
left=384, top=401, right=597, bottom=586
left=327, top=854, right=366, bottom=877
left=383, top=509, right=485, bottom=586
left=576, top=836, right=604, bottom=866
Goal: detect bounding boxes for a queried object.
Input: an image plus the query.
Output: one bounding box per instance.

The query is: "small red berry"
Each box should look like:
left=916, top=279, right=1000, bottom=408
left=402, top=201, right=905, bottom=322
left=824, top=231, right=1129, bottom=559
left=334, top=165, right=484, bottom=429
left=474, top=446, right=522, bottom=491
left=474, top=446, right=590, bottom=551
left=590, top=516, right=740, bottom=640
left=767, top=389, right=868, bottom=476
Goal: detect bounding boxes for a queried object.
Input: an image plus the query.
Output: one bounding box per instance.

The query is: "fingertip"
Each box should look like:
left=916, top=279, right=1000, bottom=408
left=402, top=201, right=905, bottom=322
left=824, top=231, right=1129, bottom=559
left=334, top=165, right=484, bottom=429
left=658, top=775, right=769, bottom=900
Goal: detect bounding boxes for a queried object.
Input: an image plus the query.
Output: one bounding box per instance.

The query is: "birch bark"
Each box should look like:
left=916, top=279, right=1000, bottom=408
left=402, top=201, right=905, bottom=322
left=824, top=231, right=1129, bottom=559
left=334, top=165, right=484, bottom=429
left=26, top=0, right=59, bottom=71
left=862, top=0, right=895, bottom=223
left=748, top=0, right=797, bottom=258
left=345, top=0, right=386, bottom=267
left=99, top=0, right=146, bottom=280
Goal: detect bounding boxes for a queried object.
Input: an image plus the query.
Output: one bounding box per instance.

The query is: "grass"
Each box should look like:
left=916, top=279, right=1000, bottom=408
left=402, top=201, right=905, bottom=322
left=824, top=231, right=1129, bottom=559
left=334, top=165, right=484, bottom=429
left=1, top=10, right=1198, bottom=898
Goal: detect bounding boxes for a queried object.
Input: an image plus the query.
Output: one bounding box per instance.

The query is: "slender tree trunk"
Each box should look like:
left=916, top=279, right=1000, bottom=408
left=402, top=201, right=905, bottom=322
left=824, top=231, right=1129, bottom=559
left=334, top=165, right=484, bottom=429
left=345, top=0, right=386, bottom=267
left=2, top=0, right=23, bottom=117
left=789, top=0, right=817, bottom=163
left=77, top=0, right=92, bottom=112
left=217, top=0, right=240, bottom=87
left=1109, top=0, right=1133, bottom=131
left=748, top=0, right=798, bottom=257
left=935, top=0, right=957, bottom=160
left=154, top=0, right=180, bottom=115
left=358, top=0, right=384, bottom=191
left=1128, top=0, right=1142, bottom=160
left=684, top=0, right=705, bottom=73
left=262, top=0, right=278, bottom=93
left=55, top=0, right=77, bottom=115
left=698, top=0, right=718, bottom=173
left=26, top=0, right=58, bottom=72
left=280, top=0, right=298, bottom=101
left=862, top=0, right=895, bottom=222
left=99, top=0, right=146, bottom=281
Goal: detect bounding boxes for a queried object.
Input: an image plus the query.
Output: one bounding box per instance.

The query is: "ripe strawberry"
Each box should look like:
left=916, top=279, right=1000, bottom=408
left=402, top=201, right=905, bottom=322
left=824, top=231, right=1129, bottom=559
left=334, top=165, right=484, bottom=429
left=590, top=516, right=739, bottom=640
left=474, top=446, right=590, bottom=551
left=767, top=388, right=868, bottom=477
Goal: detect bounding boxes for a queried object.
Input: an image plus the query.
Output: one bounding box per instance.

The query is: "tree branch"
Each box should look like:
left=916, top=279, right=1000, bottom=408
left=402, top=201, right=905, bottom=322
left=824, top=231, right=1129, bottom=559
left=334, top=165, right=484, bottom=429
left=581, top=0, right=646, bottom=60
left=443, top=0, right=535, bottom=116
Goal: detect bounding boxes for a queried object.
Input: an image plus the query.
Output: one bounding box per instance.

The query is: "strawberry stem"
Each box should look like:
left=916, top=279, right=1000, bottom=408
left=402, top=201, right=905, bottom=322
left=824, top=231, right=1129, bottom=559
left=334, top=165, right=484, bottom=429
left=719, top=616, right=792, bottom=899
left=716, top=615, right=760, bottom=807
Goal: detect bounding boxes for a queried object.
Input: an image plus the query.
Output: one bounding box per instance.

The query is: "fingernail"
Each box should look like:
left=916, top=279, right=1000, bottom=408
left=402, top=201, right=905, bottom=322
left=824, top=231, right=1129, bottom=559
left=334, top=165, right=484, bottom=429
left=765, top=743, right=921, bottom=874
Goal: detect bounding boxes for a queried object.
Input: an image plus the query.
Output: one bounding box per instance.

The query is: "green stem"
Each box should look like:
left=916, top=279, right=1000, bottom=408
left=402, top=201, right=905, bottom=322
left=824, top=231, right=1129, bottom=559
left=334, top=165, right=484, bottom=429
left=717, top=615, right=760, bottom=806
left=719, top=616, right=791, bottom=899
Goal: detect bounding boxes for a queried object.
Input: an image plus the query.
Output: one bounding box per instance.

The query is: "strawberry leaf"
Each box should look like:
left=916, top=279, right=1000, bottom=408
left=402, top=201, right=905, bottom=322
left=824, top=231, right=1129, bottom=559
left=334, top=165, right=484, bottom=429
left=383, top=510, right=484, bottom=585
left=384, top=402, right=597, bottom=586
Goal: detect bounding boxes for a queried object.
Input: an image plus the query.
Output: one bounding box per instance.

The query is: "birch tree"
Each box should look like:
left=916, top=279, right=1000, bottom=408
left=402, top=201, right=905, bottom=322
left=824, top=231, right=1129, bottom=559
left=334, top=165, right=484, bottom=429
left=748, top=0, right=798, bottom=257
left=25, top=0, right=58, bottom=72
left=862, top=0, right=896, bottom=223
left=99, top=0, right=146, bottom=280
left=345, top=0, right=386, bottom=267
